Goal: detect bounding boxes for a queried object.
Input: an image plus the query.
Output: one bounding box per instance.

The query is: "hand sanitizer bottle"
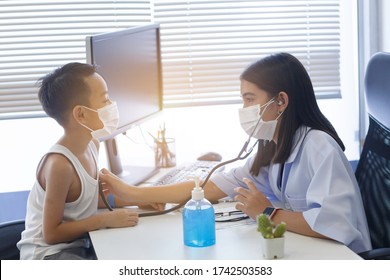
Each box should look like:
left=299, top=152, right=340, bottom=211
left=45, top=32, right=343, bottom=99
left=182, top=177, right=216, bottom=247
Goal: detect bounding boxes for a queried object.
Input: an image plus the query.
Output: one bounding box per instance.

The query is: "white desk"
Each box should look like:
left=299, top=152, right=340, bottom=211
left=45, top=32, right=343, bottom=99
left=89, top=209, right=361, bottom=260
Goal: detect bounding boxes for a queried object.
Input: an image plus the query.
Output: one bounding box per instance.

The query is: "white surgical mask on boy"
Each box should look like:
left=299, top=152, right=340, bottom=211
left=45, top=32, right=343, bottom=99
left=79, top=101, right=119, bottom=139
left=238, top=98, right=283, bottom=141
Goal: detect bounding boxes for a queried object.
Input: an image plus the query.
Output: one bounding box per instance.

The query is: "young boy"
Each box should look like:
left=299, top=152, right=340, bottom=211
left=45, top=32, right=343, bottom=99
left=17, top=62, right=140, bottom=260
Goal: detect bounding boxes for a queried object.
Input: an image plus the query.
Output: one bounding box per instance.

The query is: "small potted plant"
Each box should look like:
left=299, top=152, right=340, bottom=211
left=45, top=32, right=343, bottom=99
left=257, top=213, right=286, bottom=259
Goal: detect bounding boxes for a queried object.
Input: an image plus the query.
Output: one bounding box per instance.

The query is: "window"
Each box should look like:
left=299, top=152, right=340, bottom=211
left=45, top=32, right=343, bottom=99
left=0, top=0, right=341, bottom=118
left=0, top=0, right=151, bottom=119
left=156, top=0, right=341, bottom=107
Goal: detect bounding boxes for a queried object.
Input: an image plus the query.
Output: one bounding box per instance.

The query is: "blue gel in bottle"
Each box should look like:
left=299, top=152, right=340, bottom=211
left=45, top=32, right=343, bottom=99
left=182, top=177, right=216, bottom=247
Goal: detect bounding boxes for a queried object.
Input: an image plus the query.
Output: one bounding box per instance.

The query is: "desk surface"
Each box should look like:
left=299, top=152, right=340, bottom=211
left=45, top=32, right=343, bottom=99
left=89, top=208, right=361, bottom=260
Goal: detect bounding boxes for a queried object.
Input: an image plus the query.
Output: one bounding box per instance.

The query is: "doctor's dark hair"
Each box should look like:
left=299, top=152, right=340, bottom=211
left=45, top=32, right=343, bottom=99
left=240, top=53, right=345, bottom=176
left=38, top=62, right=97, bottom=126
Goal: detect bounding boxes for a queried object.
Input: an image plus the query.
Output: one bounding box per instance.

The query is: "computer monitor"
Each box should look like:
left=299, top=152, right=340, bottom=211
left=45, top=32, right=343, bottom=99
left=86, top=23, right=163, bottom=185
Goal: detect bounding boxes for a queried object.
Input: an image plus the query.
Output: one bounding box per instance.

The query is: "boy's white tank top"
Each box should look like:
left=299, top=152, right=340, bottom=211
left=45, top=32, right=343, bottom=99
left=17, top=142, right=99, bottom=260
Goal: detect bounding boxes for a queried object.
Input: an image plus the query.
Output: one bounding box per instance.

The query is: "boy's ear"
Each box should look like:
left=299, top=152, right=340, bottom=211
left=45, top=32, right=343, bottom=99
left=72, top=105, right=86, bottom=123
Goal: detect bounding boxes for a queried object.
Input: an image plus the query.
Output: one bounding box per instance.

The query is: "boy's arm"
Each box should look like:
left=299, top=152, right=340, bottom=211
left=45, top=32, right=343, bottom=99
left=41, top=155, right=138, bottom=245
left=41, top=154, right=75, bottom=244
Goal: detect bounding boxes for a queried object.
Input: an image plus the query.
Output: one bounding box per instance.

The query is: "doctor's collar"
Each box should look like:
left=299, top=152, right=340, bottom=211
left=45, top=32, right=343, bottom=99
left=284, top=126, right=312, bottom=164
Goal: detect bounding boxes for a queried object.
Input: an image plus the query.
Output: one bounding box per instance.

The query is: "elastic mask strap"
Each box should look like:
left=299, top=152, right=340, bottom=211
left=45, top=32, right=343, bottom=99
left=78, top=121, right=94, bottom=132
left=82, top=106, right=98, bottom=113
left=275, top=110, right=284, bottom=120
left=259, top=98, right=275, bottom=119
left=77, top=105, right=98, bottom=132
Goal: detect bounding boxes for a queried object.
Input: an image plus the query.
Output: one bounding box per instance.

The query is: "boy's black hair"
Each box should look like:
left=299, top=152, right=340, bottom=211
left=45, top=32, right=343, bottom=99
left=38, top=62, right=97, bottom=126
left=240, top=53, right=345, bottom=176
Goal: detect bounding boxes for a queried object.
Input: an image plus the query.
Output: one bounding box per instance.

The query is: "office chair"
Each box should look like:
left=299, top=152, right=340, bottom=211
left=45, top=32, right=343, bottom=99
left=0, top=219, right=24, bottom=260
left=355, top=52, right=390, bottom=260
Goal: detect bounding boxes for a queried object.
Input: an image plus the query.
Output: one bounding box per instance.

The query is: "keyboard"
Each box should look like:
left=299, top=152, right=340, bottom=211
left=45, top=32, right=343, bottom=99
left=152, top=160, right=222, bottom=186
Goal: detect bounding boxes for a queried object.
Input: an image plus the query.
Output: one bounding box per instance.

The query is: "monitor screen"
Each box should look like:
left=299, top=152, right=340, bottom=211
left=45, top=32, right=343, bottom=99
left=86, top=23, right=163, bottom=136
left=86, top=23, right=162, bottom=184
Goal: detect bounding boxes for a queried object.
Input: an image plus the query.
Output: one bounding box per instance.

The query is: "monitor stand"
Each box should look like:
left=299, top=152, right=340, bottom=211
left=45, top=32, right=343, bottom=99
left=104, top=138, right=159, bottom=185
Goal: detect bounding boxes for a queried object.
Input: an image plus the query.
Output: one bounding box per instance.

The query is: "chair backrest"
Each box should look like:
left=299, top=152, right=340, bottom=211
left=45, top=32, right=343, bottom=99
left=0, top=219, right=25, bottom=260
left=364, top=52, right=390, bottom=128
left=355, top=52, right=390, bottom=249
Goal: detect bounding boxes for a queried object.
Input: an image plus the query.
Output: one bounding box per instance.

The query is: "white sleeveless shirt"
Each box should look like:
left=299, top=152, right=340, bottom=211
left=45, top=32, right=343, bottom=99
left=17, top=142, right=99, bottom=260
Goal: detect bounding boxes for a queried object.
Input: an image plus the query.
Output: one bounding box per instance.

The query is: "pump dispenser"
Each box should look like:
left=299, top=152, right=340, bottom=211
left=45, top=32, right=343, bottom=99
left=182, top=177, right=216, bottom=247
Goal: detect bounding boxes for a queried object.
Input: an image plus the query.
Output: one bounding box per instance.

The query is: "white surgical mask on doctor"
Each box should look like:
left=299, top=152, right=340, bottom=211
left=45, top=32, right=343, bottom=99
left=79, top=101, right=119, bottom=139
left=238, top=98, right=282, bottom=141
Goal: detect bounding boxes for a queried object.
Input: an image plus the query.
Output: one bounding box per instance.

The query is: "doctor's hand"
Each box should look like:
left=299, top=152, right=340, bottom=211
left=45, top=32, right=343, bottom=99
left=99, top=168, right=135, bottom=201
left=234, top=178, right=272, bottom=220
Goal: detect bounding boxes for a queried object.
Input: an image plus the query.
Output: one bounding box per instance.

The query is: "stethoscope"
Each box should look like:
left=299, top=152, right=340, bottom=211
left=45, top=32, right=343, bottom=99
left=99, top=103, right=269, bottom=218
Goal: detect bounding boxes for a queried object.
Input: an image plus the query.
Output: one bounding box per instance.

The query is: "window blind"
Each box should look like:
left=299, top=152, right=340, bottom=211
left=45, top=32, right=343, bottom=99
left=0, top=0, right=151, bottom=119
left=0, top=0, right=340, bottom=118
left=155, top=0, right=341, bottom=107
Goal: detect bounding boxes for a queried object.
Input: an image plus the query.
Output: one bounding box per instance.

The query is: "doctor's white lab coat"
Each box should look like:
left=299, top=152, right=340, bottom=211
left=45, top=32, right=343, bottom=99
left=212, top=126, right=372, bottom=253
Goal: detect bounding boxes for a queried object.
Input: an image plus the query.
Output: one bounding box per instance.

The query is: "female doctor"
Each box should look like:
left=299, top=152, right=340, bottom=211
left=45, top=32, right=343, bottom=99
left=99, top=52, right=372, bottom=254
